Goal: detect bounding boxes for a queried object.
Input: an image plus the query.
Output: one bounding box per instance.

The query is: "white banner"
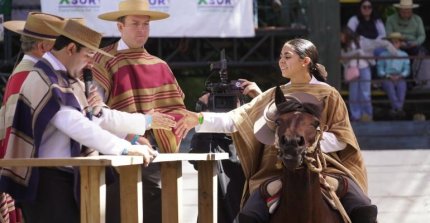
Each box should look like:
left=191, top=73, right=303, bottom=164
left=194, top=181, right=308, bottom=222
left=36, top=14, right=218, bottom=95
left=41, top=0, right=255, bottom=38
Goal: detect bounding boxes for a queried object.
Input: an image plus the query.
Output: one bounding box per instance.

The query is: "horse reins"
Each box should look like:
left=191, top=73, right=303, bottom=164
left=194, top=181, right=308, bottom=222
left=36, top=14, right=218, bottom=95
left=303, top=128, right=352, bottom=223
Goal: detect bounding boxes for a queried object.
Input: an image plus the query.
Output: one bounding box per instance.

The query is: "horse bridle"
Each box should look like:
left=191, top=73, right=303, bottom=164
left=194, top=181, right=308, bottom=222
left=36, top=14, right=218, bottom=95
left=303, top=127, right=327, bottom=173
left=275, top=124, right=326, bottom=172
left=274, top=117, right=351, bottom=223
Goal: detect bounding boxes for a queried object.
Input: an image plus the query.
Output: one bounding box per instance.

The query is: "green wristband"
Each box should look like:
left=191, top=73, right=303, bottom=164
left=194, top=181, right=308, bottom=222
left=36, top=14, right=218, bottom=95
left=198, top=113, right=204, bottom=125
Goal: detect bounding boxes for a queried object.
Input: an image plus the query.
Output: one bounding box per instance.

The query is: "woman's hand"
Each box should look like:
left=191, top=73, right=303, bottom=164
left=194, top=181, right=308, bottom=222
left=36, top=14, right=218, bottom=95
left=175, top=110, right=200, bottom=139
left=239, top=78, right=262, bottom=98
left=147, top=109, right=176, bottom=130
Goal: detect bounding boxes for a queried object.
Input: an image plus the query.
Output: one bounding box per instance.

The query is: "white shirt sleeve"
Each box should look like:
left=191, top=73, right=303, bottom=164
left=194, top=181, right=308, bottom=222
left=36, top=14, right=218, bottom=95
left=195, top=113, right=346, bottom=153
left=375, top=19, right=386, bottom=39
left=51, top=105, right=131, bottom=155
left=195, top=112, right=237, bottom=133
left=347, top=16, right=359, bottom=32
left=96, top=108, right=148, bottom=136
left=320, top=132, right=347, bottom=153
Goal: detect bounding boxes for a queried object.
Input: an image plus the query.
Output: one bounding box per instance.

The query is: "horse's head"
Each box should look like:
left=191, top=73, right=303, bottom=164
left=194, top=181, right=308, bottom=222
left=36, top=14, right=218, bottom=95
left=273, top=86, right=323, bottom=170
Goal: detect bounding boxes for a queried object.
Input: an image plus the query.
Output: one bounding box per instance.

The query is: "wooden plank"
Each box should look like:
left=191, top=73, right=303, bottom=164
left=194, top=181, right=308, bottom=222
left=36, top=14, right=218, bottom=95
left=153, top=153, right=229, bottom=163
left=0, top=158, right=112, bottom=167
left=0, top=156, right=141, bottom=167
left=117, top=165, right=143, bottom=223
left=197, top=160, right=217, bottom=223
left=161, top=162, right=182, bottom=223
left=0, top=153, right=229, bottom=167
left=80, top=166, right=106, bottom=223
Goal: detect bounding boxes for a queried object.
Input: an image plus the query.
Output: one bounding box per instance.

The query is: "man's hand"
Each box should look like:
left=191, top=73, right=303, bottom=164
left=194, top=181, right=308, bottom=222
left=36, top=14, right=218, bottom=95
left=239, top=78, right=262, bottom=98
left=147, top=109, right=176, bottom=130
left=176, top=110, right=200, bottom=139
left=136, top=136, right=152, bottom=147
left=389, top=74, right=402, bottom=81
left=87, top=85, right=106, bottom=116
left=126, top=144, right=159, bottom=166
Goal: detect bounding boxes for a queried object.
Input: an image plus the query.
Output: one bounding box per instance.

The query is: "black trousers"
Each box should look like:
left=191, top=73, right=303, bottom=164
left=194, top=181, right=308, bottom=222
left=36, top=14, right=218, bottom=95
left=106, top=162, right=162, bottom=223
left=20, top=168, right=79, bottom=223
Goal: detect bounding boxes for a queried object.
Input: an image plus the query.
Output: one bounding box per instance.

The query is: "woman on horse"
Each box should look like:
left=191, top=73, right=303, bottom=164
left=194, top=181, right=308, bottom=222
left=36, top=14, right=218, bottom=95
left=176, top=38, right=377, bottom=223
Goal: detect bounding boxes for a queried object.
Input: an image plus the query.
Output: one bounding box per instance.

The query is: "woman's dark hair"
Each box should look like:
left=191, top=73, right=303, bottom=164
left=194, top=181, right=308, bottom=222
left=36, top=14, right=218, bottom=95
left=285, top=38, right=326, bottom=82
left=52, top=35, right=84, bottom=51
left=357, top=0, right=379, bottom=22
left=341, top=26, right=360, bottom=50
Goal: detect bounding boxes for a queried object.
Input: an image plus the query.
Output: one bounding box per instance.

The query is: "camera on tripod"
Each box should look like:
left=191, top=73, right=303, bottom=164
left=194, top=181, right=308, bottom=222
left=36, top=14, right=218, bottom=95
left=203, top=49, right=244, bottom=112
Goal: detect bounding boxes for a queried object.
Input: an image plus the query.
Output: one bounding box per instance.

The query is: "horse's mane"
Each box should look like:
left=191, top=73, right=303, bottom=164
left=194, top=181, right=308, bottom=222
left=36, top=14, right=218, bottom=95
left=276, top=97, right=322, bottom=118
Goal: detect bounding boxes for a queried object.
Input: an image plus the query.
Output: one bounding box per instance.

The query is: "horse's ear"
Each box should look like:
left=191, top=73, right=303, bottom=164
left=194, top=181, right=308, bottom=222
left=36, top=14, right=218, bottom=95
left=274, top=85, right=286, bottom=107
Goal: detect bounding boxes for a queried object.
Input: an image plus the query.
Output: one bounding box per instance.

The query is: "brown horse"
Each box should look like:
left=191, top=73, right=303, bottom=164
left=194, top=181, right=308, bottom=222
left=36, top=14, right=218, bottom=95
left=267, top=86, right=346, bottom=223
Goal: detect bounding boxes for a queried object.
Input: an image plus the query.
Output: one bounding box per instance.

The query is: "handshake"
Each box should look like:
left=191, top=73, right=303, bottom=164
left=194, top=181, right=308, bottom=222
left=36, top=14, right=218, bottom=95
left=122, top=110, right=176, bottom=166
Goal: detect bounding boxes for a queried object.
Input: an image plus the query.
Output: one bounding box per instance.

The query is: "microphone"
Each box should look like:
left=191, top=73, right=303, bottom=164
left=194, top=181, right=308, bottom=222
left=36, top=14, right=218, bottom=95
left=83, top=68, right=93, bottom=120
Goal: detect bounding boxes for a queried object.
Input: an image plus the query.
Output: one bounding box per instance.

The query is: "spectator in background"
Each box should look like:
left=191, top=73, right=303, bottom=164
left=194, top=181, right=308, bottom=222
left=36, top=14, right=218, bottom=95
left=347, top=0, right=386, bottom=40
left=341, top=26, right=398, bottom=122
left=377, top=32, right=410, bottom=119
left=341, top=27, right=374, bottom=122
left=385, top=0, right=426, bottom=55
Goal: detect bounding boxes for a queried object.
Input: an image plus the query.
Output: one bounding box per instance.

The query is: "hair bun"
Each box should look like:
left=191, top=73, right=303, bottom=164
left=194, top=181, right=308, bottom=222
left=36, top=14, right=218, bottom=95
left=316, top=63, right=327, bottom=80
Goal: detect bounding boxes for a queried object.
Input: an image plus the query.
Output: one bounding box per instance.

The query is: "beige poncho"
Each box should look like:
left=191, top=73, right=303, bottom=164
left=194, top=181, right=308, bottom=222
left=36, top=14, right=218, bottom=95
left=229, top=83, right=368, bottom=203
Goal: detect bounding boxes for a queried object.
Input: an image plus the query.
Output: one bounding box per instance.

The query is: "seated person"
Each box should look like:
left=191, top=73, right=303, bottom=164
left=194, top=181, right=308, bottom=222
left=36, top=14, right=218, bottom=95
left=377, top=32, right=410, bottom=118
left=385, top=0, right=426, bottom=55
left=177, top=38, right=377, bottom=223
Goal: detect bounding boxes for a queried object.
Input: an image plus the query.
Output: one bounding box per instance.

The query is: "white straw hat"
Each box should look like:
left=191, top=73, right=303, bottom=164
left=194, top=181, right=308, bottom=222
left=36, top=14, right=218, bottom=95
left=3, top=12, right=65, bottom=41
left=45, top=19, right=114, bottom=58
left=394, top=0, right=419, bottom=9
left=98, top=0, right=169, bottom=21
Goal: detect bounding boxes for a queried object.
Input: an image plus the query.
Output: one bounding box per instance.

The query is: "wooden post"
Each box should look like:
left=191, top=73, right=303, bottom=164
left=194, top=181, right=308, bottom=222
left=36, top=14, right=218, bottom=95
left=197, top=160, right=217, bottom=223
left=161, top=161, right=183, bottom=223
left=117, top=165, right=143, bottom=223
left=80, top=166, right=106, bottom=223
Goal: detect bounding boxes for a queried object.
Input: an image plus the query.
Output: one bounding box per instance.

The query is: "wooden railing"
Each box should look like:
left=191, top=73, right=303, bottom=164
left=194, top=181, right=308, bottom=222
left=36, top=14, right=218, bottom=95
left=0, top=153, right=228, bottom=223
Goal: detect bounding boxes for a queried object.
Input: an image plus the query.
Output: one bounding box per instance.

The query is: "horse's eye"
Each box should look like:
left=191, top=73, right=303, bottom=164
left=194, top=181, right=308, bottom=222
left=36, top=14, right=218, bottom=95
left=275, top=119, right=281, bottom=126
left=313, top=121, right=320, bottom=128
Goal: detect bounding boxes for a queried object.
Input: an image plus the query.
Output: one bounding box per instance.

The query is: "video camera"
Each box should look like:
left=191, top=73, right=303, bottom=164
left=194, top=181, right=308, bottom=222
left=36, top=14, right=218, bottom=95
left=202, top=49, right=244, bottom=112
